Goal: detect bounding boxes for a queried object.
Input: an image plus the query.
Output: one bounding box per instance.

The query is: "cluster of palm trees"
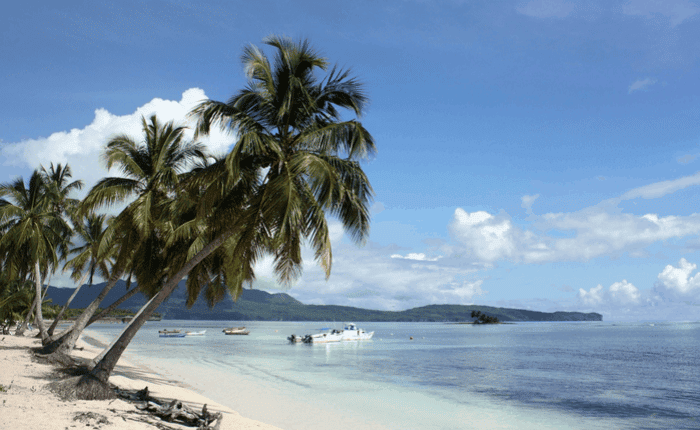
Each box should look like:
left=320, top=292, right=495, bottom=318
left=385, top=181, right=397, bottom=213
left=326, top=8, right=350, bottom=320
left=0, top=36, right=376, bottom=398
left=471, top=310, right=499, bottom=324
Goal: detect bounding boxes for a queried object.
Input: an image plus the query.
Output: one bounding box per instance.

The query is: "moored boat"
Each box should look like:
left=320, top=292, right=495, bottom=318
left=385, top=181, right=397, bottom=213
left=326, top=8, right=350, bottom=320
left=185, top=330, right=206, bottom=336
left=223, top=327, right=249, bottom=335
left=339, top=323, right=374, bottom=341
left=159, top=331, right=186, bottom=338
left=295, top=323, right=374, bottom=343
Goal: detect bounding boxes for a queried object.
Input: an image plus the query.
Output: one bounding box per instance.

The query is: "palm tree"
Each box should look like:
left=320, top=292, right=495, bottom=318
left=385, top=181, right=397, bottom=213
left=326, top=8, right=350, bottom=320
left=0, top=170, right=71, bottom=341
left=81, top=36, right=376, bottom=394
left=47, top=213, right=112, bottom=337
left=47, top=114, right=208, bottom=356
left=41, top=163, right=83, bottom=221
left=0, top=278, right=34, bottom=335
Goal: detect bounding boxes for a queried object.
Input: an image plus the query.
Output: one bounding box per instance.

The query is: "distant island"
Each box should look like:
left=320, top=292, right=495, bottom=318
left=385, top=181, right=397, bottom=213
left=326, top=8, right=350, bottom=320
left=45, top=281, right=603, bottom=323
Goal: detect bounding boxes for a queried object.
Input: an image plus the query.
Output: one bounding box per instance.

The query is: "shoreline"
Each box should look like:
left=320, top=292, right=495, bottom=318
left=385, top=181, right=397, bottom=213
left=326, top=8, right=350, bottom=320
left=0, top=331, right=283, bottom=430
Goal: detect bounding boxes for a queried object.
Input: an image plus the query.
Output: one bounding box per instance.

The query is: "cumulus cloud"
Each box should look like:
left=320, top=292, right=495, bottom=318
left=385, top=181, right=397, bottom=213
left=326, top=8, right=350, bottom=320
left=577, top=284, right=605, bottom=306
left=448, top=209, right=519, bottom=262
left=622, top=0, right=700, bottom=27
left=1, top=88, right=236, bottom=197
left=628, top=78, right=657, bottom=94
left=521, top=194, right=540, bottom=215
left=654, top=258, right=700, bottom=299
left=446, top=171, right=700, bottom=265
left=516, top=0, right=575, bottom=18
left=578, top=280, right=641, bottom=306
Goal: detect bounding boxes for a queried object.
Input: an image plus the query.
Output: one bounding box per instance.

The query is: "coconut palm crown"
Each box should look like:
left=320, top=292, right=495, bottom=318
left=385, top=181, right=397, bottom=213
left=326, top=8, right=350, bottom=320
left=190, top=35, right=376, bottom=287
left=80, top=114, right=208, bottom=279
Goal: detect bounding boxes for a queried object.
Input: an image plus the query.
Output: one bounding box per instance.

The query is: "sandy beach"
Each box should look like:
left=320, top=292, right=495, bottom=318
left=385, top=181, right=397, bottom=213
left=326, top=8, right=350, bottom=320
left=0, top=331, right=283, bottom=430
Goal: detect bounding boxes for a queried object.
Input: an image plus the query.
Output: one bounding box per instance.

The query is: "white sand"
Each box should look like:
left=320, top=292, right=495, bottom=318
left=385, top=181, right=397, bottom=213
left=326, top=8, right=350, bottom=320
left=0, top=331, right=283, bottom=430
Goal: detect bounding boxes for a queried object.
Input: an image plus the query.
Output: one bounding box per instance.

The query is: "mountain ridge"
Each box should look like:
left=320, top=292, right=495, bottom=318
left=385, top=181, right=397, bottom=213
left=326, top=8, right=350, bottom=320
left=44, top=282, right=602, bottom=322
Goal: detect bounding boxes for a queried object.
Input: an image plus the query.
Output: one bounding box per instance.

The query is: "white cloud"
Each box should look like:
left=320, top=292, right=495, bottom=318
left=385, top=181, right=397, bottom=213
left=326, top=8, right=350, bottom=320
left=448, top=209, right=518, bottom=262
left=654, top=258, right=700, bottom=299
left=608, top=280, right=642, bottom=304
left=628, top=78, right=657, bottom=94
left=618, top=171, right=700, bottom=200
left=578, top=280, right=641, bottom=306
left=1, top=88, right=236, bottom=199
left=622, top=0, right=700, bottom=27
left=578, top=284, right=605, bottom=306
left=390, top=253, right=440, bottom=261
left=281, top=240, right=485, bottom=311
left=521, top=194, right=540, bottom=215
left=516, top=0, right=575, bottom=19
left=446, top=172, right=700, bottom=265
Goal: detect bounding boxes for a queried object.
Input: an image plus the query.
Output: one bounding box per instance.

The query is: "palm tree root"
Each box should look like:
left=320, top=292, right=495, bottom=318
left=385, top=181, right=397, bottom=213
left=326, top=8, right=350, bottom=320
left=47, top=374, right=116, bottom=401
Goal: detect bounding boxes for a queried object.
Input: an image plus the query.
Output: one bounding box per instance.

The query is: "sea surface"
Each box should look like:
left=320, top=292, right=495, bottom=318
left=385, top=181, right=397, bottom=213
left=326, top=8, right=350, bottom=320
left=84, top=321, right=700, bottom=430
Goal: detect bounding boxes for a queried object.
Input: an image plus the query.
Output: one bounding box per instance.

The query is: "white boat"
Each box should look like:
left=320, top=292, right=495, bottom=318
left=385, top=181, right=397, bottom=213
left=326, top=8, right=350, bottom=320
left=339, top=323, right=374, bottom=341
left=300, top=323, right=374, bottom=343
left=159, top=331, right=186, bottom=338
left=185, top=330, right=206, bottom=336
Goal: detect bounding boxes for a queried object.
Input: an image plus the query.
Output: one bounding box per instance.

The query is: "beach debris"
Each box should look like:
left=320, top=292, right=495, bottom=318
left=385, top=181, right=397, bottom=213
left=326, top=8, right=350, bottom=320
left=121, top=386, right=223, bottom=430
left=73, top=411, right=111, bottom=428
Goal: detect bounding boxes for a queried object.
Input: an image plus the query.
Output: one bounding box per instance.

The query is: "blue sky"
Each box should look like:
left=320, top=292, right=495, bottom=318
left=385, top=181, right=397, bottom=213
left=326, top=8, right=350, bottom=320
left=3, top=0, right=700, bottom=321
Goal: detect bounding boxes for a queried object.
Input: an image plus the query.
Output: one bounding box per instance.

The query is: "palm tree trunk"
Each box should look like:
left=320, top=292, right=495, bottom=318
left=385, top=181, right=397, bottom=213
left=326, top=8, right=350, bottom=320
left=90, top=293, right=158, bottom=365
left=48, top=270, right=123, bottom=353
left=45, top=280, right=138, bottom=345
left=90, top=229, right=234, bottom=383
left=87, top=286, right=140, bottom=326
left=33, top=262, right=49, bottom=342
left=14, top=306, right=33, bottom=336
left=47, top=272, right=89, bottom=336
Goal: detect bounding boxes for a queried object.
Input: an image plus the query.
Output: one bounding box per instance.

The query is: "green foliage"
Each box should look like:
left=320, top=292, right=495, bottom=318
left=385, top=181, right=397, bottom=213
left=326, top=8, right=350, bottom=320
left=471, top=310, right=499, bottom=324
left=186, top=35, right=376, bottom=305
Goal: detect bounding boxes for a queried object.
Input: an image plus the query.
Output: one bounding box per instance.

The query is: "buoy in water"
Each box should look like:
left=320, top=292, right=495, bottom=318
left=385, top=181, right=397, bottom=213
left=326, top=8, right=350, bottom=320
left=410, top=336, right=413, bottom=340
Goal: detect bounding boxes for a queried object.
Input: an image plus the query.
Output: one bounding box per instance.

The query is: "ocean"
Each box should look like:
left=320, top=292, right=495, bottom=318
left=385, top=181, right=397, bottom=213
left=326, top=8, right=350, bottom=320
left=84, top=321, right=700, bottom=430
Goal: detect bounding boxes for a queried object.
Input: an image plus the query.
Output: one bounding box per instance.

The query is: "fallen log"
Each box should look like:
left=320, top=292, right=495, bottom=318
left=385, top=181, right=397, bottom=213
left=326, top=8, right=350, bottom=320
left=118, top=386, right=223, bottom=430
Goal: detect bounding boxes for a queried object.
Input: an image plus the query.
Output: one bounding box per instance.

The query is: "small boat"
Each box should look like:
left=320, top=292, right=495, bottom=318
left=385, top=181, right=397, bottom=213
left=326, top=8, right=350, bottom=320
left=223, top=327, right=249, bottom=335
left=339, top=323, right=374, bottom=341
left=185, top=330, right=206, bottom=336
left=158, top=329, right=181, bottom=334
left=297, top=323, right=374, bottom=343
left=287, top=334, right=308, bottom=343
left=159, top=332, right=186, bottom=338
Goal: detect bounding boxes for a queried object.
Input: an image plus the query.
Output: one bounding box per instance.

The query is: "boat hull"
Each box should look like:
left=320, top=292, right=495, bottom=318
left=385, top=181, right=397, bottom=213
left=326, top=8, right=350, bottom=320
left=185, top=330, right=206, bottom=336
left=297, top=323, right=374, bottom=343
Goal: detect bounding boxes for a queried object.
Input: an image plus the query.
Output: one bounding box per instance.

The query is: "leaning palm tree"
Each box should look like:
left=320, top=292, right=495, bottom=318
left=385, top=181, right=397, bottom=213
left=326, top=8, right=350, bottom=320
left=47, top=213, right=113, bottom=337
left=77, top=36, right=376, bottom=396
left=45, top=114, right=208, bottom=356
left=0, top=170, right=71, bottom=341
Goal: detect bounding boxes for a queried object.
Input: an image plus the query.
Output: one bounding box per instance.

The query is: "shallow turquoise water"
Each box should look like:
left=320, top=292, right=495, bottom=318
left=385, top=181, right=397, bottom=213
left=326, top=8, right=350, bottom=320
left=85, top=321, right=700, bottom=430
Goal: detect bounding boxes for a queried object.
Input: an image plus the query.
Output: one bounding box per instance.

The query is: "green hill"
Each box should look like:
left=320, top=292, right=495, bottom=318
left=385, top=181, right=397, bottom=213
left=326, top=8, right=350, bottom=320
left=46, top=283, right=602, bottom=322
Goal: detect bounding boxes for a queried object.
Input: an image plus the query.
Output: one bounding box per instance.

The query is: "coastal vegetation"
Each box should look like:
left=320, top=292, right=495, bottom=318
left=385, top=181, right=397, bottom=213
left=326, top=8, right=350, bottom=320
left=1, top=35, right=375, bottom=400
left=470, top=310, right=499, bottom=324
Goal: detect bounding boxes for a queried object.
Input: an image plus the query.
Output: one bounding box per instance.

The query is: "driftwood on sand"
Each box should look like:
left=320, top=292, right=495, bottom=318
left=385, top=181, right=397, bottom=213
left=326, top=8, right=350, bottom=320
left=119, top=386, right=223, bottom=430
